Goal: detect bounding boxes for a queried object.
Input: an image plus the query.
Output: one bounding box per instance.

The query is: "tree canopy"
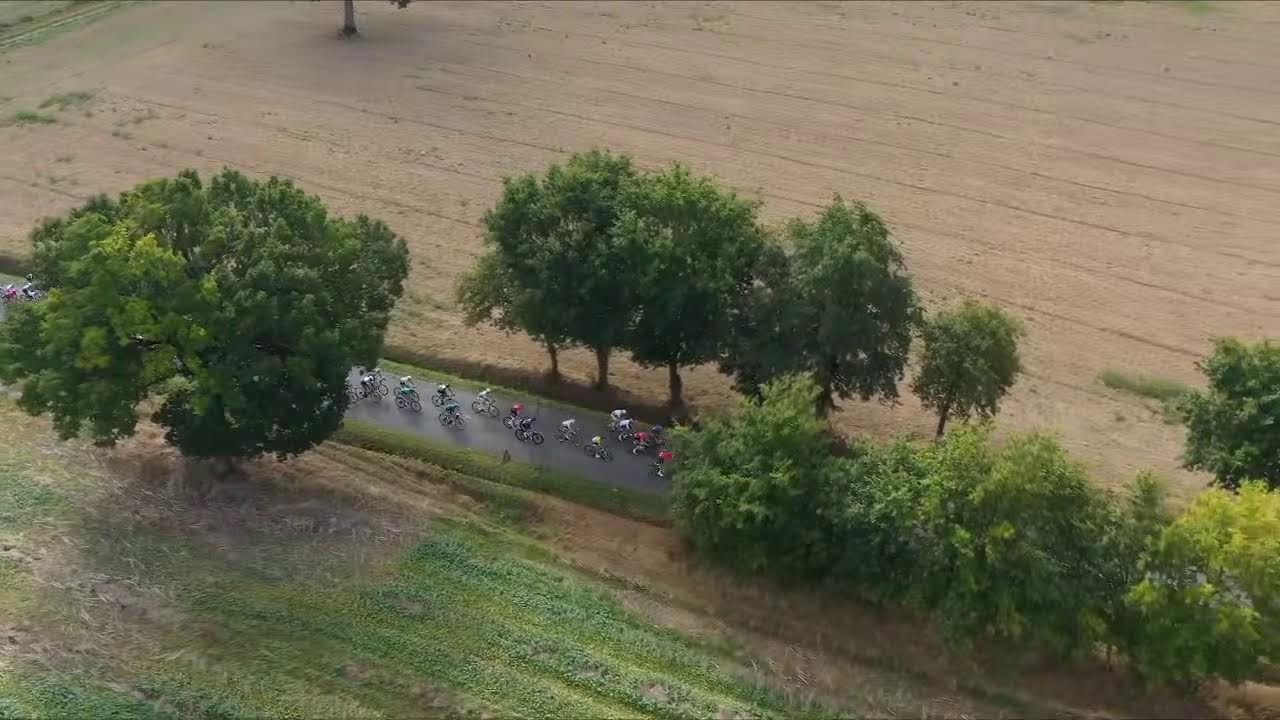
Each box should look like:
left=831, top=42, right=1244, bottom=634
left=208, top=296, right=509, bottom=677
left=721, top=197, right=920, bottom=414
left=1181, top=337, right=1280, bottom=491
left=912, top=300, right=1023, bottom=438
left=618, top=164, right=766, bottom=406
left=466, top=150, right=637, bottom=389
left=0, top=168, right=409, bottom=460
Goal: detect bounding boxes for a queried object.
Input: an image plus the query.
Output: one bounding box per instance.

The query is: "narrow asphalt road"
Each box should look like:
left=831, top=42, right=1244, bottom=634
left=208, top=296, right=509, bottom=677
left=345, top=370, right=671, bottom=495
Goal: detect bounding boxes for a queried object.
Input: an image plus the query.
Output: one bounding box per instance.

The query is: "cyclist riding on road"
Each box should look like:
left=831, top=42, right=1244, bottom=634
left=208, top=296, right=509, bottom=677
left=633, top=430, right=651, bottom=448
left=588, top=435, right=605, bottom=453
left=508, top=402, right=525, bottom=420
left=436, top=383, right=452, bottom=400
left=616, top=417, right=635, bottom=434
left=360, top=371, right=377, bottom=396
left=397, top=376, right=416, bottom=395
left=442, top=399, right=461, bottom=416
left=477, top=388, right=493, bottom=405
left=609, top=409, right=628, bottom=427
left=560, top=418, right=577, bottom=435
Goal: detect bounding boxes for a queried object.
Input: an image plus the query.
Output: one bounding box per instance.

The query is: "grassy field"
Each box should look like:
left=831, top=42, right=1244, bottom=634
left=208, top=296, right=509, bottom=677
left=0, top=397, right=1234, bottom=718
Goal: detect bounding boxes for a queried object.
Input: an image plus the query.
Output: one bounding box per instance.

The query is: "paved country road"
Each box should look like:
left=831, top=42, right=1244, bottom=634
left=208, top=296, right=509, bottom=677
left=346, top=370, right=671, bottom=496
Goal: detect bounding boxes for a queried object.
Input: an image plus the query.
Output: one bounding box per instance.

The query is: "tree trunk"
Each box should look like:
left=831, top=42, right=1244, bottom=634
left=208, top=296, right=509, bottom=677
left=546, top=342, right=560, bottom=383
left=934, top=402, right=951, bottom=440
left=341, top=0, right=357, bottom=36
left=593, top=346, right=611, bottom=390
left=667, top=360, right=684, bottom=408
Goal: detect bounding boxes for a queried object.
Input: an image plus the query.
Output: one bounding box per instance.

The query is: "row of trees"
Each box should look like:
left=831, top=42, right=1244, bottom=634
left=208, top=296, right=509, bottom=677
left=672, top=375, right=1280, bottom=686
left=460, top=150, right=1024, bottom=436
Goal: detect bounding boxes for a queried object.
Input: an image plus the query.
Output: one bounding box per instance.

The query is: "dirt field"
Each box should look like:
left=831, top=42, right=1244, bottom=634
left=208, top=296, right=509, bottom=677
left=2, top=0, right=1278, bottom=501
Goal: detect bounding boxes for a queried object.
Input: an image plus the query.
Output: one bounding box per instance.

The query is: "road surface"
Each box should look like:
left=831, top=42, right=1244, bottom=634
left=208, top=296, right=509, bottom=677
left=346, top=371, right=671, bottom=495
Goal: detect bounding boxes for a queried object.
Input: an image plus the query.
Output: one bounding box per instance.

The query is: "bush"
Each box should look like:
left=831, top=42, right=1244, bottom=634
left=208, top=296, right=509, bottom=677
left=670, top=375, right=846, bottom=577
left=1181, top=338, right=1280, bottom=490
left=1123, top=482, right=1280, bottom=686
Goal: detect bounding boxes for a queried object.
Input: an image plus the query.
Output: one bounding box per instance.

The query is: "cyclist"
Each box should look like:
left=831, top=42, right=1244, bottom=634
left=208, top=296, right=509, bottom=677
left=359, top=371, right=378, bottom=396
left=435, top=383, right=452, bottom=401
left=653, top=449, right=675, bottom=477
left=616, top=417, right=635, bottom=435
left=476, top=387, right=493, bottom=406
left=634, top=429, right=651, bottom=446
left=442, top=398, right=462, bottom=416
left=518, top=415, right=536, bottom=433
left=559, top=418, right=577, bottom=439
left=397, top=375, right=416, bottom=395
left=507, top=402, right=525, bottom=421
left=608, top=408, right=628, bottom=430
left=587, top=434, right=605, bottom=456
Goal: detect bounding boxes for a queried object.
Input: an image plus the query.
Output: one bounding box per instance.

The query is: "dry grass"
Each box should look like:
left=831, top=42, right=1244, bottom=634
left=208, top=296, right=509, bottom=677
left=1, top=1, right=1275, bottom=501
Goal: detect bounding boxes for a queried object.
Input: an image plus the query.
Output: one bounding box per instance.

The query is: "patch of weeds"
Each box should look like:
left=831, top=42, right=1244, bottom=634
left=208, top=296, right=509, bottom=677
left=3, top=110, right=56, bottom=126
left=0, top=467, right=66, bottom=530
left=1098, top=369, right=1192, bottom=425
left=39, top=90, right=95, bottom=112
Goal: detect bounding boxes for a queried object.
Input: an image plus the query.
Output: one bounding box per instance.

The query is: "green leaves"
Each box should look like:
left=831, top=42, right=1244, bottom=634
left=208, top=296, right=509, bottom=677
left=720, top=196, right=921, bottom=414
left=619, top=164, right=766, bottom=405
left=1, top=168, right=409, bottom=459
left=912, top=300, right=1024, bottom=438
left=1181, top=337, right=1280, bottom=490
left=1122, top=482, right=1280, bottom=685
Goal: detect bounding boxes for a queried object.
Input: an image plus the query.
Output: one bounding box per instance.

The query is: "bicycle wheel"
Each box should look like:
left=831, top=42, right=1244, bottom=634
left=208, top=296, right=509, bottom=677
left=377, top=381, right=389, bottom=397
left=431, top=395, right=445, bottom=407
left=485, top=403, right=499, bottom=417
left=600, top=447, right=613, bottom=462
left=438, top=412, right=452, bottom=426
left=530, top=431, right=544, bottom=445
left=453, top=415, right=465, bottom=429
left=471, top=400, right=487, bottom=414
left=514, top=428, right=527, bottom=442
left=583, top=444, right=597, bottom=458
left=502, top=415, right=516, bottom=429
left=395, top=396, right=408, bottom=410
left=347, top=388, right=360, bottom=404
left=409, top=399, right=422, bottom=413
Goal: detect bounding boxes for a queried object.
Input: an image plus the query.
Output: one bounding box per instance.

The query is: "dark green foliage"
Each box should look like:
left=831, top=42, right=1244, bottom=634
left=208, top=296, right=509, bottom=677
left=721, top=197, right=920, bottom=414
left=1181, top=337, right=1280, bottom=490
left=670, top=375, right=846, bottom=577
left=618, top=164, right=767, bottom=406
left=0, top=169, right=409, bottom=459
left=912, top=300, right=1024, bottom=437
left=463, top=150, right=638, bottom=388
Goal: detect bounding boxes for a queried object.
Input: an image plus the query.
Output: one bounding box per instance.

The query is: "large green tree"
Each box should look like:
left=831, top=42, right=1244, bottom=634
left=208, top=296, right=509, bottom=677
left=618, top=164, right=766, bottom=406
left=1181, top=337, right=1280, bottom=491
left=912, top=300, right=1024, bottom=438
left=469, top=150, right=637, bottom=389
left=721, top=197, right=920, bottom=414
left=0, top=169, right=409, bottom=461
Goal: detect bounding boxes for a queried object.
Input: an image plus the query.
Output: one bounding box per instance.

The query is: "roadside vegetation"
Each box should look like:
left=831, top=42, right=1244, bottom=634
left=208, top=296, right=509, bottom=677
left=1, top=148, right=1277, bottom=707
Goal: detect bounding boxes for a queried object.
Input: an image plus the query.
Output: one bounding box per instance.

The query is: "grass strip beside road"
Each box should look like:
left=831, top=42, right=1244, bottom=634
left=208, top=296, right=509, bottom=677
left=334, top=419, right=669, bottom=526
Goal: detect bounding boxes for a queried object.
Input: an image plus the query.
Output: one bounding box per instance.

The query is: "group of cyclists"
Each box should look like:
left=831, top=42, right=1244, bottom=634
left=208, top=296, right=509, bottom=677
left=352, top=367, right=676, bottom=477
left=1, top=274, right=43, bottom=306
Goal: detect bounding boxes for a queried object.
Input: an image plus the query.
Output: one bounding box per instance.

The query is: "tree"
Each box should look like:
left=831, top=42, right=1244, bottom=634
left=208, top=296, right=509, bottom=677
left=670, top=374, right=846, bottom=577
left=912, top=300, right=1024, bottom=438
left=472, top=150, right=638, bottom=390
left=617, top=164, right=766, bottom=406
left=340, top=0, right=413, bottom=37
left=456, top=252, right=570, bottom=382
left=721, top=196, right=920, bottom=414
left=1181, top=337, right=1280, bottom=491
left=0, top=169, right=409, bottom=461
left=1123, top=482, right=1280, bottom=685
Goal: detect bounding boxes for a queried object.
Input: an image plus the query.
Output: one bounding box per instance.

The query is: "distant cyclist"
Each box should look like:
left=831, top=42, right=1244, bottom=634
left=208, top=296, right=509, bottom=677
left=587, top=435, right=605, bottom=453
left=476, top=388, right=493, bottom=405
left=442, top=398, right=461, bottom=416
left=518, top=415, right=536, bottom=432
left=616, top=417, right=635, bottom=434
left=609, top=408, right=628, bottom=430
left=436, top=383, right=452, bottom=400
left=559, top=418, right=577, bottom=438
left=508, top=402, right=525, bottom=420
left=397, top=375, right=416, bottom=395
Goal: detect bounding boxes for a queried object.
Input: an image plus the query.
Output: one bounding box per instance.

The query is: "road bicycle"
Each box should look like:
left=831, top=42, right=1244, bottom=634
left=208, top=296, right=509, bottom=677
left=438, top=411, right=466, bottom=429
left=395, top=393, right=422, bottom=413
left=471, top=398, right=499, bottom=417
left=584, top=444, right=613, bottom=462
left=514, top=427, right=544, bottom=445
left=556, top=427, right=581, bottom=445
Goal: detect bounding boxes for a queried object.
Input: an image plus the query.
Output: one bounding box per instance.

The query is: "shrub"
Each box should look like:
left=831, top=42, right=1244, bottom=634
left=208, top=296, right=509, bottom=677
left=1181, top=338, right=1280, bottom=490
left=1123, top=482, right=1280, bottom=685
left=670, top=375, right=845, bottom=577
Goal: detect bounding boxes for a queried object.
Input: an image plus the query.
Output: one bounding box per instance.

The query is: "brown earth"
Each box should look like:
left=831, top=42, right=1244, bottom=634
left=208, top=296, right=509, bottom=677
left=1, top=0, right=1278, bottom=502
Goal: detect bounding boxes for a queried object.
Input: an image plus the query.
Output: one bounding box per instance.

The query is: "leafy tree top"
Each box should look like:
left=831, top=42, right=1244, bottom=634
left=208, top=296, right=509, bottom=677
left=1181, top=337, right=1280, bottom=490
left=1, top=168, right=409, bottom=459
left=912, top=300, right=1023, bottom=436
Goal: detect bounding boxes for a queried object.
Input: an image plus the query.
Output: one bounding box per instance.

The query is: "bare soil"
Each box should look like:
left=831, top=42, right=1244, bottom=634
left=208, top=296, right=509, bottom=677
left=1, top=0, right=1278, bottom=501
